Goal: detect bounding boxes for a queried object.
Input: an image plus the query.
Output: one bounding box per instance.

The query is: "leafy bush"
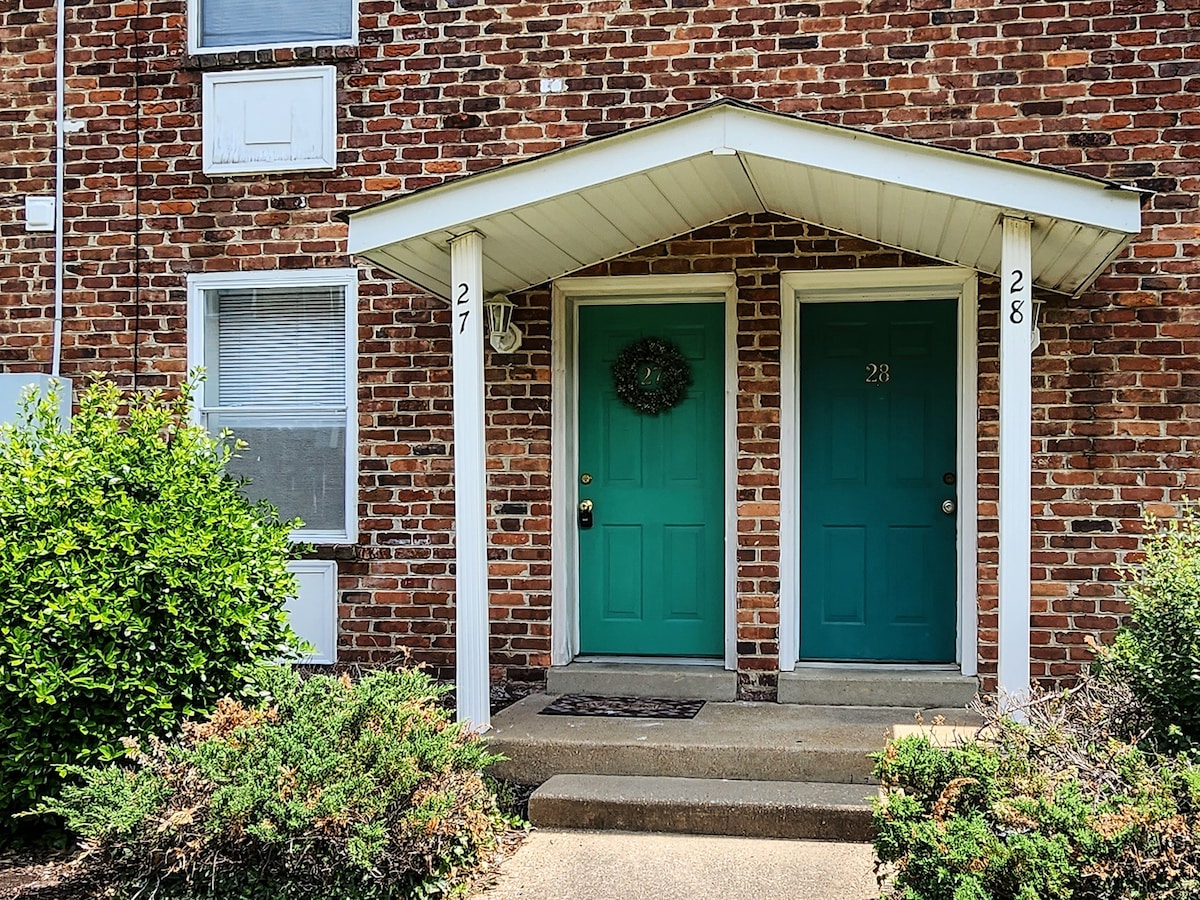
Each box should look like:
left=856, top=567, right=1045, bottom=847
left=0, top=378, right=302, bottom=828
left=41, top=669, right=509, bottom=900
left=873, top=682, right=1200, bottom=900
left=1096, top=508, right=1200, bottom=752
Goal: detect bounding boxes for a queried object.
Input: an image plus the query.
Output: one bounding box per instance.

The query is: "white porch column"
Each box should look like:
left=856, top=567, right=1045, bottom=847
left=449, top=231, right=490, bottom=728
left=998, top=216, right=1033, bottom=710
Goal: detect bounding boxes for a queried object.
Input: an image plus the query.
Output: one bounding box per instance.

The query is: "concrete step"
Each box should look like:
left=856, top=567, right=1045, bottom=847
left=778, top=667, right=978, bottom=709
left=529, top=774, right=875, bottom=842
left=487, top=694, right=980, bottom=786
left=545, top=662, right=737, bottom=701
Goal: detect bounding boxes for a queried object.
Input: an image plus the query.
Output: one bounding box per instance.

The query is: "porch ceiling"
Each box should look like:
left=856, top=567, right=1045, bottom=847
left=345, top=100, right=1145, bottom=300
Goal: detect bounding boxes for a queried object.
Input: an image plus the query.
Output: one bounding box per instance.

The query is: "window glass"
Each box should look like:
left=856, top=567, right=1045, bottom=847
left=198, top=0, right=353, bottom=50
left=201, top=283, right=349, bottom=537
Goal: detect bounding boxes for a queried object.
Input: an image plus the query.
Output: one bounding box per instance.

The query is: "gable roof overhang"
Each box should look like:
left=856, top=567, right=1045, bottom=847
left=345, top=100, right=1145, bottom=301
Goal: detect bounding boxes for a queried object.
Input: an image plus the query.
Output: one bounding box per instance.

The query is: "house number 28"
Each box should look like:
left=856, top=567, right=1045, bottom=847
left=865, top=363, right=890, bottom=384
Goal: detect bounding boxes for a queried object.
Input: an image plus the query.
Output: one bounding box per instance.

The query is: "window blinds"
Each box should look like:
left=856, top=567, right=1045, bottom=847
left=199, top=0, right=353, bottom=49
left=207, top=285, right=346, bottom=409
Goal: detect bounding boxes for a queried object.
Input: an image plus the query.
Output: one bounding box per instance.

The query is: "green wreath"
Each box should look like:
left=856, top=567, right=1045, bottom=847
left=611, top=337, right=692, bottom=416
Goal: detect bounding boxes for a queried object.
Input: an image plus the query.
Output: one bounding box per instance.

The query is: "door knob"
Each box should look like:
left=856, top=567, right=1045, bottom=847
left=579, top=499, right=594, bottom=530
left=941, top=499, right=956, bottom=515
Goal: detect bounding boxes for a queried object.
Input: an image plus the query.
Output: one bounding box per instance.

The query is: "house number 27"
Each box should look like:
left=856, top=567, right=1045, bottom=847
left=456, top=282, right=470, bottom=333
left=865, top=363, right=890, bottom=384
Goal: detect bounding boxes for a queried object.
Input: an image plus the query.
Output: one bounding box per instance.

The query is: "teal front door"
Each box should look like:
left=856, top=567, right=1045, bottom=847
left=577, top=302, right=725, bottom=657
left=800, top=299, right=958, bottom=662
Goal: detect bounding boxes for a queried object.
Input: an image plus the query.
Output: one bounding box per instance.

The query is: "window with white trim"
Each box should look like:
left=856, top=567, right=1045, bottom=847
left=188, top=270, right=357, bottom=544
left=189, top=0, right=356, bottom=53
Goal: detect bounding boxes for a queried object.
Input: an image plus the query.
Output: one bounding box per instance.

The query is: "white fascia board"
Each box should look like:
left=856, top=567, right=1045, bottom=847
left=347, top=109, right=730, bottom=254
left=726, top=108, right=1143, bottom=236
left=350, top=104, right=1142, bottom=259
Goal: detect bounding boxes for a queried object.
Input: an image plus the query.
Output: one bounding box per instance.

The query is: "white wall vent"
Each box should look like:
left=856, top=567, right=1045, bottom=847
left=284, top=559, right=338, bottom=664
left=202, top=66, right=337, bottom=176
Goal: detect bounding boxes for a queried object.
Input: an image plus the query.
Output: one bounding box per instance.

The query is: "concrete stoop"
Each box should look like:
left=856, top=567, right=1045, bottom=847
left=529, top=774, right=876, bottom=842
left=778, top=666, right=979, bottom=709
left=546, top=662, right=737, bottom=701
left=545, top=661, right=979, bottom=709
left=488, top=693, right=981, bottom=843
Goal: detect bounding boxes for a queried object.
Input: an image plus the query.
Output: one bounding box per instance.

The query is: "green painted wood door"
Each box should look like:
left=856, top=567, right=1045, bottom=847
left=800, top=299, right=958, bottom=662
left=578, top=302, right=725, bottom=657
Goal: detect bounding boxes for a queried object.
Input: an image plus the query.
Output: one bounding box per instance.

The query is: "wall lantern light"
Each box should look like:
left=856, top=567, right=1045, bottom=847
left=484, top=292, right=522, bottom=353
left=1031, top=296, right=1046, bottom=351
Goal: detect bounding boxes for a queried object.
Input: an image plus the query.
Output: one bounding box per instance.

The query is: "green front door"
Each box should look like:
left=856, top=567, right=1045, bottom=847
left=800, top=299, right=958, bottom=662
left=578, top=302, right=725, bottom=657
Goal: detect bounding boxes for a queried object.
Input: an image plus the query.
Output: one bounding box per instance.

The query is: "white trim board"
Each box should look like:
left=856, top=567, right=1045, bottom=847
left=186, top=267, right=359, bottom=545
left=778, top=266, right=979, bottom=677
left=550, top=274, right=740, bottom=670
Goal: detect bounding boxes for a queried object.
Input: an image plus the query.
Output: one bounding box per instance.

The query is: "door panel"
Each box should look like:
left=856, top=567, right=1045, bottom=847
left=578, top=302, right=724, bottom=657
left=800, top=299, right=957, bottom=662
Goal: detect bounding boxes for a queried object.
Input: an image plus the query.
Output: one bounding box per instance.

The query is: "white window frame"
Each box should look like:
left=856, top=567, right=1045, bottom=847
left=187, top=0, right=359, bottom=55
left=187, top=268, right=359, bottom=545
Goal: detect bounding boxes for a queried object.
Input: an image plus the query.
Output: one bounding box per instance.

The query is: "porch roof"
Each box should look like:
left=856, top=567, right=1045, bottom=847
left=345, top=100, right=1145, bottom=300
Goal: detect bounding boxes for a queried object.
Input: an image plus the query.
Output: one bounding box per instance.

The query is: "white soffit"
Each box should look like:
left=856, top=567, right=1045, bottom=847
left=347, top=101, right=1144, bottom=300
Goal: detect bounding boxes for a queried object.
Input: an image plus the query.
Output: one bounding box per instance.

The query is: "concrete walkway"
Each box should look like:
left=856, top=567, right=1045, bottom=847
left=472, top=829, right=880, bottom=900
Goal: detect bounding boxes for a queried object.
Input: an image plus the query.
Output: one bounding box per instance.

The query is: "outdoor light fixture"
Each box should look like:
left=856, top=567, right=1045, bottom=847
left=1031, top=296, right=1046, bottom=351
left=484, top=292, right=522, bottom=353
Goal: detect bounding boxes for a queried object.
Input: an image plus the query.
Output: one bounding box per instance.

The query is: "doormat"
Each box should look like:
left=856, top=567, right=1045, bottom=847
left=539, top=694, right=705, bottom=719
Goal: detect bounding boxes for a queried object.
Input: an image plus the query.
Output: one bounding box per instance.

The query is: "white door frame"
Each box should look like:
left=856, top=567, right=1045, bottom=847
left=550, top=273, right=740, bottom=670
left=779, top=266, right=979, bottom=676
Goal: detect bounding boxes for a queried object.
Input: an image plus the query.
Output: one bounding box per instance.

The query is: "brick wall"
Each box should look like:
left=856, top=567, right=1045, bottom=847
left=2, top=0, right=1198, bottom=695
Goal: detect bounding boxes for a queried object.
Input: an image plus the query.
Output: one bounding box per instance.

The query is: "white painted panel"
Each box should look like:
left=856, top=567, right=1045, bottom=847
left=933, top=197, right=979, bottom=265
left=851, top=174, right=880, bottom=243
left=476, top=211, right=581, bottom=287
left=747, top=154, right=812, bottom=220
left=512, top=201, right=631, bottom=268
left=285, top=560, right=338, bottom=664
left=877, top=181, right=908, bottom=253
left=953, top=207, right=1003, bottom=273
left=707, top=152, right=767, bottom=215
left=648, top=156, right=743, bottom=225
left=0, top=374, right=71, bottom=427
left=203, top=67, right=336, bottom=175
left=915, top=192, right=957, bottom=262
left=897, top=189, right=932, bottom=258
left=370, top=246, right=451, bottom=299
left=583, top=176, right=689, bottom=246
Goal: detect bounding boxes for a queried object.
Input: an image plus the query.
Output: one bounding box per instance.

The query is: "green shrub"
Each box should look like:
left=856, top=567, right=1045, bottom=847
left=0, top=378, right=303, bottom=828
left=41, top=669, right=509, bottom=900
left=873, top=685, right=1200, bottom=900
left=1097, top=508, right=1200, bottom=753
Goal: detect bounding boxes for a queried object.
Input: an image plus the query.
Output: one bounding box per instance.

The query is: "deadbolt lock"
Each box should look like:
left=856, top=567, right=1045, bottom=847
left=581, top=473, right=592, bottom=485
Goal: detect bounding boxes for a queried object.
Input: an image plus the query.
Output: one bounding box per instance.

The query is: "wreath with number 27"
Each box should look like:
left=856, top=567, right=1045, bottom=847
left=611, top=337, right=692, bottom=416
